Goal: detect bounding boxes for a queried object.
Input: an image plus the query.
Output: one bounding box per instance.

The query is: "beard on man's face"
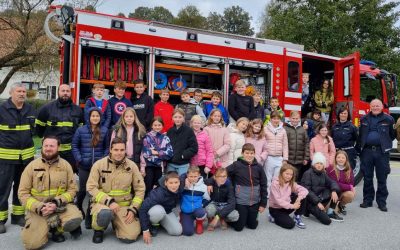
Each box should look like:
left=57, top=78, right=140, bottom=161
left=41, top=150, right=59, bottom=161
left=59, top=95, right=71, bottom=104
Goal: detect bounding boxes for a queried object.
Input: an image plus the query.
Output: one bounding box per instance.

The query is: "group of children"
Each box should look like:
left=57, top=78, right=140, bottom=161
left=73, top=78, right=356, bottom=244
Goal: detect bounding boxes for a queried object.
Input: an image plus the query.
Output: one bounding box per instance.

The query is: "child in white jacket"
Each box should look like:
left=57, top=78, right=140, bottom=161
left=227, top=117, right=249, bottom=165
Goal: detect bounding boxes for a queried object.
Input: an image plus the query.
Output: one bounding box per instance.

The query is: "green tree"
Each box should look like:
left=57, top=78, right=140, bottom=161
left=116, top=12, right=125, bottom=17
left=221, top=6, right=254, bottom=36
left=128, top=6, right=174, bottom=23
left=173, top=5, right=207, bottom=29
left=206, top=12, right=224, bottom=32
left=258, top=0, right=400, bottom=75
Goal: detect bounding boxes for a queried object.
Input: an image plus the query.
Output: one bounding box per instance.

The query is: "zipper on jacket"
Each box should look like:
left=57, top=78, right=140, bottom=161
left=249, top=164, right=253, bottom=205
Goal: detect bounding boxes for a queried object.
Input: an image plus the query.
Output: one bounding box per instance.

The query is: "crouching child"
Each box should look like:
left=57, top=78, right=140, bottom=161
left=139, top=171, right=184, bottom=244
left=181, top=166, right=210, bottom=235
left=205, top=168, right=239, bottom=231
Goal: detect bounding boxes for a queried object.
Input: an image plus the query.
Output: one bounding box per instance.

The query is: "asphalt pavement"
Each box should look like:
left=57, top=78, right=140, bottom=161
left=1, top=161, right=400, bottom=250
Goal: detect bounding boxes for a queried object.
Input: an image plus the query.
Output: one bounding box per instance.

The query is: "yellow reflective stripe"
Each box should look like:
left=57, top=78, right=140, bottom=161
left=0, top=147, right=35, bottom=160
left=26, top=197, right=39, bottom=211
left=59, top=144, right=72, bottom=151
left=35, top=119, right=46, bottom=126
left=117, top=201, right=130, bottom=206
left=46, top=121, right=74, bottom=127
left=0, top=124, right=31, bottom=131
left=31, top=188, right=66, bottom=197
left=107, top=187, right=131, bottom=196
left=92, top=213, right=103, bottom=231
left=132, top=197, right=143, bottom=206
left=95, top=192, right=107, bottom=203
left=0, top=210, right=8, bottom=220
left=61, top=193, right=73, bottom=203
left=12, top=205, right=25, bottom=215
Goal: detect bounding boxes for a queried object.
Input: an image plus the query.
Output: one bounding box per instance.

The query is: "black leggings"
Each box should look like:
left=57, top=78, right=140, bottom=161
left=144, top=167, right=162, bottom=197
left=306, top=199, right=337, bottom=225
left=230, top=203, right=260, bottom=231
left=76, top=168, right=90, bottom=210
left=269, top=199, right=307, bottom=229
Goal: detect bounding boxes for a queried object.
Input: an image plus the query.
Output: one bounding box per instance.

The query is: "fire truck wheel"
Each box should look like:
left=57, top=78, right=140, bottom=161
left=353, top=155, right=363, bottom=186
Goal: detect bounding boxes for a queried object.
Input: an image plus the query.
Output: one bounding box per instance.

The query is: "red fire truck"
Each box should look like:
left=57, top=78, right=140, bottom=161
left=45, top=6, right=398, bottom=183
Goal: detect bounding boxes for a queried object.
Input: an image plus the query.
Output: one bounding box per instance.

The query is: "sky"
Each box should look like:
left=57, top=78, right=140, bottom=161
left=94, top=0, right=269, bottom=32
left=53, top=0, right=399, bottom=33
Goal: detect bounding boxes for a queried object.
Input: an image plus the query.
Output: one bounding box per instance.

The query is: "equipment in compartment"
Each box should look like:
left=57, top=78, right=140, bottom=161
left=229, top=70, right=268, bottom=102
left=171, top=76, right=187, bottom=91
left=80, top=53, right=144, bottom=83
left=154, top=71, right=168, bottom=89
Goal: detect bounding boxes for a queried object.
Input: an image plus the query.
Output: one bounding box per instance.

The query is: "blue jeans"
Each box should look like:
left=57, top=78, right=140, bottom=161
left=167, top=163, right=189, bottom=176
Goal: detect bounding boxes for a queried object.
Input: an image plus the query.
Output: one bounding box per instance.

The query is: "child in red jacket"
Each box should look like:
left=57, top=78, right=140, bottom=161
left=154, top=89, right=174, bottom=133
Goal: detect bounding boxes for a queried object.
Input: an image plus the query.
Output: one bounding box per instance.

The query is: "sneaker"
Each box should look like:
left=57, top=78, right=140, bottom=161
left=268, top=215, right=275, bottom=223
left=294, top=215, right=306, bottom=229
left=328, top=212, right=344, bottom=222
left=11, top=216, right=25, bottom=227
left=338, top=204, right=347, bottom=215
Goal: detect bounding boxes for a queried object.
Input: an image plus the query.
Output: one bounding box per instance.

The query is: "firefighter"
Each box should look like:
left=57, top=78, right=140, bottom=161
left=18, top=136, right=83, bottom=249
left=87, top=137, right=145, bottom=244
left=0, top=83, right=36, bottom=234
left=36, top=84, right=83, bottom=173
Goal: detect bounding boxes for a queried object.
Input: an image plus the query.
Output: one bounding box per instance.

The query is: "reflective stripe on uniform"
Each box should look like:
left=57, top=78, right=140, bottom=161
left=12, top=205, right=25, bottom=215
left=0, top=210, right=8, bottom=221
left=91, top=213, right=103, bottom=231
left=0, top=147, right=35, bottom=160
left=61, top=193, right=73, bottom=203
left=0, top=124, right=31, bottom=131
left=31, top=188, right=66, bottom=197
left=35, top=119, right=46, bottom=126
left=95, top=192, right=107, bottom=203
left=26, top=197, right=39, bottom=211
left=117, top=201, right=131, bottom=206
left=59, top=144, right=72, bottom=152
left=106, top=187, right=131, bottom=196
left=46, top=121, right=74, bottom=127
left=132, top=197, right=143, bottom=206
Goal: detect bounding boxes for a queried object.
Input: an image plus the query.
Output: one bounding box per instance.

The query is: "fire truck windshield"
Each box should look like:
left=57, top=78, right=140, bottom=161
left=360, top=75, right=383, bottom=103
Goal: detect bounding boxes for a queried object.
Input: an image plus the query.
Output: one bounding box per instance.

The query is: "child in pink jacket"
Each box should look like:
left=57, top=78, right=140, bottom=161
left=245, top=118, right=268, bottom=165
left=264, top=111, right=289, bottom=194
left=310, top=124, right=336, bottom=166
left=204, top=109, right=231, bottom=169
left=269, top=164, right=308, bottom=229
left=190, top=115, right=214, bottom=178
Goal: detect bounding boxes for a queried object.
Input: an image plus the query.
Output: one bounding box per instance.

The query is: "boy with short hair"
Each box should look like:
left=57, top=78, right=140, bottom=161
left=227, top=143, right=268, bottom=231
left=204, top=91, right=229, bottom=125
left=284, top=111, right=310, bottom=181
left=180, top=166, right=210, bottom=235
left=154, top=89, right=174, bottom=133
left=253, top=91, right=265, bottom=120
left=132, top=80, right=154, bottom=129
left=228, top=80, right=255, bottom=123
left=193, top=89, right=205, bottom=110
left=109, top=80, right=133, bottom=127
left=176, top=89, right=206, bottom=126
left=264, top=96, right=285, bottom=125
left=84, top=83, right=111, bottom=128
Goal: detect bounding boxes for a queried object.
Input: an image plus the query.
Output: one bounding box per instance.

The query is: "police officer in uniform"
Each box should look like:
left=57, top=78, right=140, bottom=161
left=87, top=137, right=145, bottom=243
left=0, top=83, right=35, bottom=234
left=18, top=136, right=83, bottom=249
left=357, top=99, right=395, bottom=212
left=36, top=84, right=83, bottom=172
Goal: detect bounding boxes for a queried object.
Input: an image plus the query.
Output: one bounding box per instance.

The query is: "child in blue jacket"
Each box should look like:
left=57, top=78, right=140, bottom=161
left=180, top=166, right=210, bottom=236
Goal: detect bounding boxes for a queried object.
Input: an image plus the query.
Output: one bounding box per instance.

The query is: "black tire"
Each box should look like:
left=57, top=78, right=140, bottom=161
left=353, top=155, right=363, bottom=186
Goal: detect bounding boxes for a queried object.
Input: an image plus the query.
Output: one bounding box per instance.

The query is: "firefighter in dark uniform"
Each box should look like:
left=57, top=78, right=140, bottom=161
left=36, top=84, right=83, bottom=173
left=0, top=83, right=36, bottom=234
left=357, top=99, right=395, bottom=212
